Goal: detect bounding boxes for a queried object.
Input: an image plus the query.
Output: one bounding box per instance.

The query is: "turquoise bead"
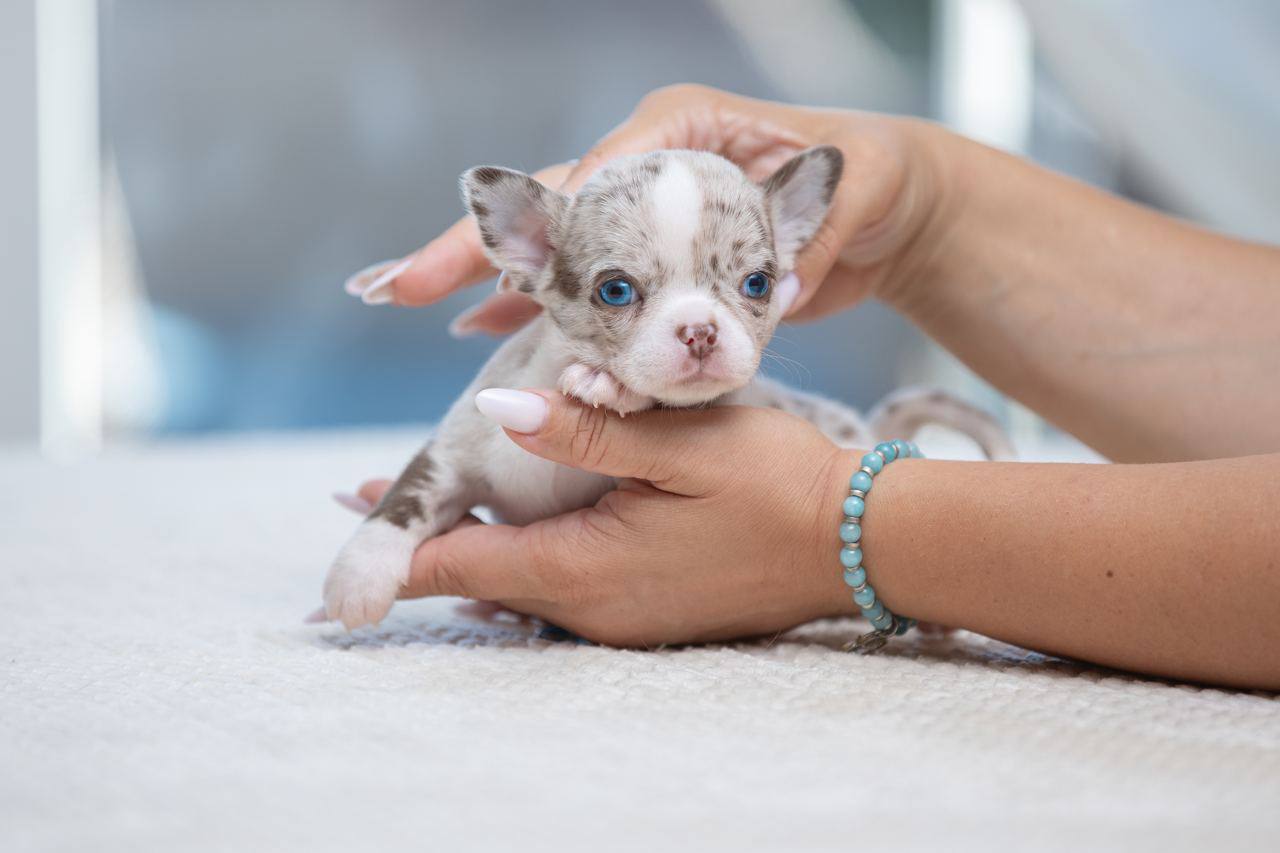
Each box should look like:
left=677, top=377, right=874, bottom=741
left=860, top=452, right=884, bottom=474
left=895, top=619, right=912, bottom=636
left=892, top=439, right=910, bottom=458
left=842, top=495, right=865, bottom=518
left=839, top=522, right=861, bottom=543
left=849, top=471, right=873, bottom=492
left=853, top=585, right=876, bottom=608
left=870, top=611, right=894, bottom=631
left=908, top=442, right=922, bottom=458
left=874, top=441, right=897, bottom=462
left=839, top=546, right=863, bottom=568
left=842, top=567, right=866, bottom=588
left=863, top=601, right=885, bottom=622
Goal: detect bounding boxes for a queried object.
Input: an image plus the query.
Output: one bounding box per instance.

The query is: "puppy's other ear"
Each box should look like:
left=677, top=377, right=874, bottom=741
left=762, top=145, right=844, bottom=271
left=460, top=167, right=568, bottom=294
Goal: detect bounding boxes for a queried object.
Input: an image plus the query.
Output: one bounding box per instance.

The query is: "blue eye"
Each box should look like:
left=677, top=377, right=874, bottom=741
left=741, top=272, right=771, bottom=299
left=598, top=278, right=636, bottom=306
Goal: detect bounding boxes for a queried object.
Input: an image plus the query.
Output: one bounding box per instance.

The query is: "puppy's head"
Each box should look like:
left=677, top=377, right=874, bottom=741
left=460, top=147, right=842, bottom=406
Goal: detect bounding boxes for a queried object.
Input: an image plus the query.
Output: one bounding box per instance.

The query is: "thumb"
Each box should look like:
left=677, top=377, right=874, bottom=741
left=783, top=139, right=905, bottom=320
left=399, top=521, right=552, bottom=602
left=557, top=114, right=675, bottom=195
left=473, top=388, right=737, bottom=495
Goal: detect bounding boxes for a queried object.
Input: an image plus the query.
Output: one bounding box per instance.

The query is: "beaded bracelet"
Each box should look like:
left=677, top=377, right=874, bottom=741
left=840, top=438, right=921, bottom=654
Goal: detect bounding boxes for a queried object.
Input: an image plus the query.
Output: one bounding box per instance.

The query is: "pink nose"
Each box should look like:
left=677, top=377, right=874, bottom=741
left=677, top=323, right=718, bottom=358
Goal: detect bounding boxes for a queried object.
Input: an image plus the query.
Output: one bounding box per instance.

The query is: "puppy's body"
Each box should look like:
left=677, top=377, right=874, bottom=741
left=324, top=149, right=1012, bottom=629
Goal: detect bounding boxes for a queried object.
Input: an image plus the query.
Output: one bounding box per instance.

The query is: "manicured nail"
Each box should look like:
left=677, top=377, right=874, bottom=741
left=332, top=491, right=373, bottom=514
left=303, top=606, right=330, bottom=624
left=474, top=388, right=547, bottom=433
left=447, top=303, right=484, bottom=338
left=343, top=261, right=381, bottom=296
left=776, top=272, right=800, bottom=316
left=344, top=257, right=404, bottom=296
left=360, top=256, right=414, bottom=305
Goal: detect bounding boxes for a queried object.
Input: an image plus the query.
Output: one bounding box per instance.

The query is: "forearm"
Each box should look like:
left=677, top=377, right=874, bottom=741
left=820, top=449, right=1280, bottom=689
left=888, top=126, right=1280, bottom=462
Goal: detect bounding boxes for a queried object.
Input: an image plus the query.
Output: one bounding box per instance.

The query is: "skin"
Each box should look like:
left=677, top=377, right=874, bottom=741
left=344, top=84, right=1280, bottom=689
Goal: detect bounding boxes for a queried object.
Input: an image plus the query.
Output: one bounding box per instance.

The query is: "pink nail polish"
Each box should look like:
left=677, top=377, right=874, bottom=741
left=344, top=257, right=406, bottom=297
left=448, top=305, right=483, bottom=339
left=474, top=388, right=548, bottom=433
left=359, top=256, right=414, bottom=305
left=332, top=492, right=373, bottom=514
left=303, top=607, right=330, bottom=624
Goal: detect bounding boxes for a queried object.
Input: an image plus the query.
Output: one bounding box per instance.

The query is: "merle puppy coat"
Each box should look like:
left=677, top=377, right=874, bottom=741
left=321, top=148, right=1010, bottom=629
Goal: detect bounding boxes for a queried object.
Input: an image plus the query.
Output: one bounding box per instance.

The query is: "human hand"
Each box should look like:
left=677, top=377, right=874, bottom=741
left=345, top=84, right=953, bottom=331
left=336, top=391, right=860, bottom=646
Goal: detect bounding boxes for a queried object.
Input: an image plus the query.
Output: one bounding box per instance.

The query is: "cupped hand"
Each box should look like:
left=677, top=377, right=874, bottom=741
left=348, top=84, right=951, bottom=331
left=339, top=392, right=860, bottom=646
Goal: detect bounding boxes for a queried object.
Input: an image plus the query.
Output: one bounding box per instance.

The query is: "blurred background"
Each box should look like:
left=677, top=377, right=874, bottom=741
left=3, top=0, right=1278, bottom=457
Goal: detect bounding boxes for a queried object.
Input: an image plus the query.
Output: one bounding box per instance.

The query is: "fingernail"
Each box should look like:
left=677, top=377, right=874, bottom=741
left=776, top=272, right=800, bottom=316
left=447, top=303, right=484, bottom=339
left=343, top=260, right=383, bottom=296
left=344, top=257, right=406, bottom=296
left=303, top=606, right=330, bottom=624
left=360, top=256, right=414, bottom=305
left=494, top=271, right=508, bottom=293
left=332, top=491, right=373, bottom=514
left=474, top=388, right=548, bottom=434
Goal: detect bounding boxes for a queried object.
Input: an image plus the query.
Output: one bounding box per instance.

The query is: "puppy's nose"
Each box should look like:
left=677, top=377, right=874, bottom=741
left=677, top=323, right=718, bottom=358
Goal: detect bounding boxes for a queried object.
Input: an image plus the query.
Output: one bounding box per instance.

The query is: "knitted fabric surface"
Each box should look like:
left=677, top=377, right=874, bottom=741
left=2, top=431, right=1277, bottom=853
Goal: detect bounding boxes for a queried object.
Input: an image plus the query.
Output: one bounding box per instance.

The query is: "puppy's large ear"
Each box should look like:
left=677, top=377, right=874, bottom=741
left=762, top=145, right=844, bottom=271
left=460, top=166, right=568, bottom=294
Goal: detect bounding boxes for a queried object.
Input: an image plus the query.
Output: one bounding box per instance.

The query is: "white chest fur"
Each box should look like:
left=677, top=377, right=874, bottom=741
left=464, top=321, right=615, bottom=526
left=478, top=435, right=612, bottom=526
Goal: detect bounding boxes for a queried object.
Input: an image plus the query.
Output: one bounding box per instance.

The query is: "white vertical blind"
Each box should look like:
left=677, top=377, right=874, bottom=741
left=36, top=0, right=103, bottom=458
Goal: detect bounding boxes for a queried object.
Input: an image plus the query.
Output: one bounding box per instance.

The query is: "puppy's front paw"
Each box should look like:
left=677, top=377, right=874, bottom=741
left=558, top=363, right=653, bottom=415
left=322, top=522, right=415, bottom=630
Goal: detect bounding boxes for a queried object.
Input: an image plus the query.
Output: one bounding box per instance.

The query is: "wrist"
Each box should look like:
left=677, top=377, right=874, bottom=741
left=810, top=443, right=944, bottom=630
left=809, top=446, right=869, bottom=620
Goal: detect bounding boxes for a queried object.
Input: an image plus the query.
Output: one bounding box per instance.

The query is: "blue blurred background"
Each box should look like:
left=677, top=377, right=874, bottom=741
left=5, top=0, right=1278, bottom=449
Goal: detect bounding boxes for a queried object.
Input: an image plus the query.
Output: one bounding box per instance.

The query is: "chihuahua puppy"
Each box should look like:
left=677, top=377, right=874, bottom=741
left=321, top=147, right=1012, bottom=629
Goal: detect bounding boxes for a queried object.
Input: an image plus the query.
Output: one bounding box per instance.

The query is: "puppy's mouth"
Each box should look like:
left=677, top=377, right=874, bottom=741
left=642, top=357, right=754, bottom=406
left=671, top=357, right=735, bottom=385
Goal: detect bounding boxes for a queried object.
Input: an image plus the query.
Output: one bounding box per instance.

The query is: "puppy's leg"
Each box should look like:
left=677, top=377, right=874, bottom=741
left=558, top=363, right=654, bottom=415
left=322, top=444, right=473, bottom=629
left=867, top=388, right=1015, bottom=461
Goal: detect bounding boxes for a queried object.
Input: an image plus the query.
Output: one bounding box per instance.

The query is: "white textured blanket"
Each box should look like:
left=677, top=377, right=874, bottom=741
left=2, top=431, right=1277, bottom=853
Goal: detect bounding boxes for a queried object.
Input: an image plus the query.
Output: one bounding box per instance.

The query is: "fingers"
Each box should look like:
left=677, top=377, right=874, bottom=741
left=473, top=388, right=746, bottom=494
left=332, top=479, right=392, bottom=515
left=398, top=521, right=556, bottom=603
left=557, top=112, right=677, bottom=194
left=448, top=291, right=544, bottom=338
left=346, top=216, right=492, bottom=308
left=784, top=137, right=904, bottom=319
left=328, top=478, right=548, bottom=604
left=332, top=491, right=373, bottom=514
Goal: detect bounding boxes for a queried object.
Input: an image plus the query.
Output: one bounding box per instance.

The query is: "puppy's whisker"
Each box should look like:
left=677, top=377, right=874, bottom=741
left=761, top=348, right=812, bottom=385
